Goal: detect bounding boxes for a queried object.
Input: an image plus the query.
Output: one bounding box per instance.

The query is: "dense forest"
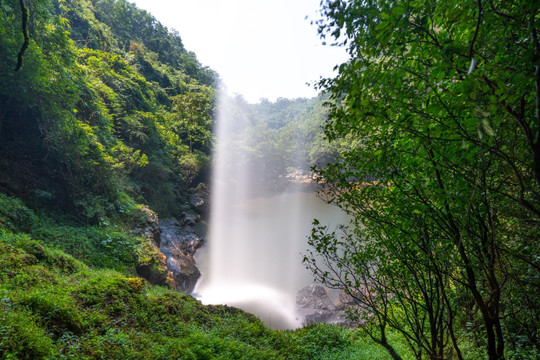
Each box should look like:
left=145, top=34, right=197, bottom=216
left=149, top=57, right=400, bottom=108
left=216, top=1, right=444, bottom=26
left=0, top=0, right=538, bottom=359
left=1, top=0, right=217, bottom=221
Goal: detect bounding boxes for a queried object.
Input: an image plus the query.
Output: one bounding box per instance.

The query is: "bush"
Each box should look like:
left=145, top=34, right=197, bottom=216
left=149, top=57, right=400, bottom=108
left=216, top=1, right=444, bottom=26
left=0, top=194, right=37, bottom=232
left=0, top=306, right=54, bottom=359
left=18, top=289, right=84, bottom=335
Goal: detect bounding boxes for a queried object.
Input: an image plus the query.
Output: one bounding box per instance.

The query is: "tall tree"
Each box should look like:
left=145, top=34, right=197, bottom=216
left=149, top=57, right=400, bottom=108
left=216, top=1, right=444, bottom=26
left=169, top=85, right=215, bottom=153
left=305, top=1, right=540, bottom=359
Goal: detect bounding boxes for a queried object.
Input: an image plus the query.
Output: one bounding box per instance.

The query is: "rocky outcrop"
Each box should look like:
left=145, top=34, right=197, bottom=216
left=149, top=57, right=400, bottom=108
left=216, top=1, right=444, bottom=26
left=159, top=218, right=204, bottom=293
left=134, top=206, right=161, bottom=246
left=133, top=207, right=170, bottom=286
left=296, top=284, right=357, bottom=327
left=296, top=284, right=338, bottom=325
left=130, top=203, right=205, bottom=294
left=135, top=245, right=170, bottom=287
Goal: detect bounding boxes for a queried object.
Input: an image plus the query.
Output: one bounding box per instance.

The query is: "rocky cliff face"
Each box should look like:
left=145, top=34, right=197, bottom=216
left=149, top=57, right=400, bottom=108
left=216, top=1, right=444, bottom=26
left=159, top=218, right=204, bottom=293
left=133, top=204, right=205, bottom=294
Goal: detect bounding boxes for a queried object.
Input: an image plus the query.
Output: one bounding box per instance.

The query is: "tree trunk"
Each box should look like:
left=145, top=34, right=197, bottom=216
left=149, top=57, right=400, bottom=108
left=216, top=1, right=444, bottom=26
left=0, top=97, right=12, bottom=137
left=372, top=337, right=404, bottom=360
left=15, top=0, right=30, bottom=72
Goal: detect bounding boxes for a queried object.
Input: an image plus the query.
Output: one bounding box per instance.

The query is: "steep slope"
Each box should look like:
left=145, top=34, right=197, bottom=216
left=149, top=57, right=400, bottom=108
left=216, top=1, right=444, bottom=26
left=0, top=0, right=215, bottom=221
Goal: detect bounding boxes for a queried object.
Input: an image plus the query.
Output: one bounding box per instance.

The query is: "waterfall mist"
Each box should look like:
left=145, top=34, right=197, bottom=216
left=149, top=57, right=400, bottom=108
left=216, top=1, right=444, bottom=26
left=194, top=90, right=345, bottom=329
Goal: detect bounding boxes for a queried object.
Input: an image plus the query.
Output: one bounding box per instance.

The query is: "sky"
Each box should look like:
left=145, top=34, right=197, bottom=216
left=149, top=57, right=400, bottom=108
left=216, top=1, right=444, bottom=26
left=130, top=0, right=349, bottom=103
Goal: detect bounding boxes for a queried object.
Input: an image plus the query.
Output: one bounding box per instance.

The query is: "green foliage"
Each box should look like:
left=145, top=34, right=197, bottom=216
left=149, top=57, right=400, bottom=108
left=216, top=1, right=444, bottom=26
left=0, top=305, right=55, bottom=359
left=169, top=84, right=216, bottom=154
left=285, top=324, right=351, bottom=360
left=0, top=0, right=216, bottom=221
left=306, top=0, right=540, bottom=359
left=0, top=194, right=37, bottom=232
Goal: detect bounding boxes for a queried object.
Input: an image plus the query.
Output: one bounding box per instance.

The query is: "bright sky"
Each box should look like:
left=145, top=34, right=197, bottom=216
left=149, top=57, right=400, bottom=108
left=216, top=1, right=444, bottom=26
left=130, top=0, right=349, bottom=103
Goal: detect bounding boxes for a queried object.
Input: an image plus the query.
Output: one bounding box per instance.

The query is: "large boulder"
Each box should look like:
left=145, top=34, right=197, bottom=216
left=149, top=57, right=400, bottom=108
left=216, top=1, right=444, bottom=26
left=159, top=219, right=204, bottom=293
left=135, top=243, right=170, bottom=287
left=133, top=207, right=170, bottom=286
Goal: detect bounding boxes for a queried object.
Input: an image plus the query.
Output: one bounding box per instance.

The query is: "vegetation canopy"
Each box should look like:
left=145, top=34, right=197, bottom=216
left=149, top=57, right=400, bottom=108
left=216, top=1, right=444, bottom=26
left=305, top=0, right=540, bottom=359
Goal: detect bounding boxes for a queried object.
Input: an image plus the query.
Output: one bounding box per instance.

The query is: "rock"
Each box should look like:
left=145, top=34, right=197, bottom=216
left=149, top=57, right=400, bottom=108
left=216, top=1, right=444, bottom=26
left=334, top=290, right=366, bottom=327
left=133, top=206, right=161, bottom=246
left=189, top=194, right=205, bottom=209
left=132, top=207, right=169, bottom=286
left=159, top=219, right=204, bottom=293
left=296, top=285, right=360, bottom=327
left=135, top=244, right=170, bottom=287
left=179, top=211, right=199, bottom=227
left=297, top=284, right=334, bottom=311
left=189, top=183, right=209, bottom=214
left=296, top=284, right=337, bottom=325
left=337, top=289, right=358, bottom=306
left=165, top=257, right=201, bottom=294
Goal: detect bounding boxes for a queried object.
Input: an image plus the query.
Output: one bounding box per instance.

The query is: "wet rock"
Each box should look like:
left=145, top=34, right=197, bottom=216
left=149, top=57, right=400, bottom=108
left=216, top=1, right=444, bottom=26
left=165, top=257, right=201, bottom=294
left=296, top=284, right=337, bottom=325
left=159, top=219, right=204, bottom=293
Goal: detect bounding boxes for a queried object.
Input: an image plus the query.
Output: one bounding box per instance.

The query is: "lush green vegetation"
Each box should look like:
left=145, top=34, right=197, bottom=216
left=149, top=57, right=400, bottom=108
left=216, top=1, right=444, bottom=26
left=2, top=0, right=538, bottom=359
left=1, top=0, right=216, bottom=221
left=0, top=231, right=345, bottom=358
left=0, top=193, right=402, bottom=359
left=305, top=1, right=540, bottom=359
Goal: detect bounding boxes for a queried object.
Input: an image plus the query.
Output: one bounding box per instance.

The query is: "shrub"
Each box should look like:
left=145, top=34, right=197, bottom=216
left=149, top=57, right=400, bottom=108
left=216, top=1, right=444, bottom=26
left=0, top=194, right=37, bottom=232
left=18, top=289, right=84, bottom=335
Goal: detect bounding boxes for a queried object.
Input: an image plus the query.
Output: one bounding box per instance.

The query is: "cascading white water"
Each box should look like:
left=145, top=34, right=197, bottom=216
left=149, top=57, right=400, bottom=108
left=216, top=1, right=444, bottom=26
left=194, top=90, right=346, bottom=329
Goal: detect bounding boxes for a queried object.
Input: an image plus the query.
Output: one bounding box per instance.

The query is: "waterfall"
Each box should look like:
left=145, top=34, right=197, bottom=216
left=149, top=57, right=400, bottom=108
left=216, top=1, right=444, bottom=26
left=194, top=90, right=346, bottom=329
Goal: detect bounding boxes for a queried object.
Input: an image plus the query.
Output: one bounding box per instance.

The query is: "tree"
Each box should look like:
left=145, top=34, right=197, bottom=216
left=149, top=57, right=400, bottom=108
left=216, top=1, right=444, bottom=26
left=169, top=85, right=215, bottom=153
left=305, top=1, right=540, bottom=359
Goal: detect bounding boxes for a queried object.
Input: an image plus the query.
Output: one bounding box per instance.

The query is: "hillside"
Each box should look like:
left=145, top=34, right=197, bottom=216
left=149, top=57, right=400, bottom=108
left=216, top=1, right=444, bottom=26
left=1, top=0, right=215, bottom=221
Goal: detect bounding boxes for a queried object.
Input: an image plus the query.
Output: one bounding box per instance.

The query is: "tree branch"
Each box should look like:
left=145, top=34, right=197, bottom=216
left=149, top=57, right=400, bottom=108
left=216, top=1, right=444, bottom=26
left=530, top=14, right=540, bottom=186
left=469, top=0, right=484, bottom=60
